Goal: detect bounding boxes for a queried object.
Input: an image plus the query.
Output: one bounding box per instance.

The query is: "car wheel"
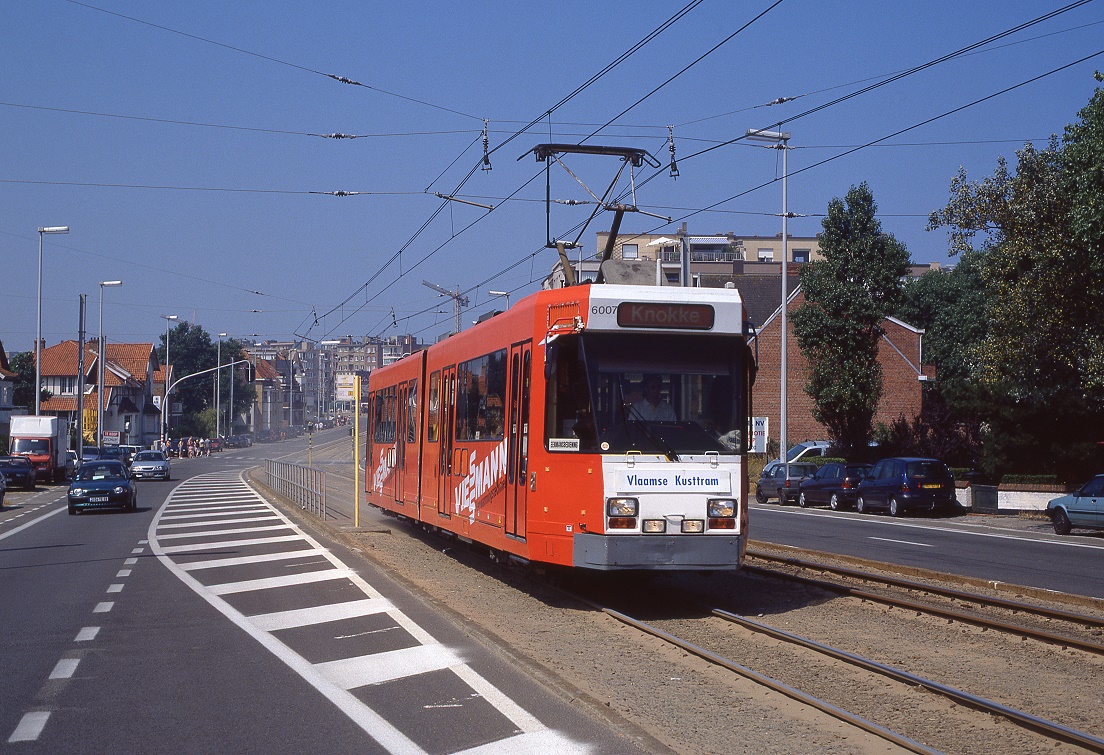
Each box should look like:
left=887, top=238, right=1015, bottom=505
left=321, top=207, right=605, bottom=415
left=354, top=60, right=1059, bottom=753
left=1052, top=508, right=1072, bottom=536
left=889, top=497, right=902, bottom=517
left=755, top=487, right=767, bottom=504
left=829, top=493, right=841, bottom=511
left=798, top=492, right=808, bottom=508
left=856, top=495, right=867, bottom=514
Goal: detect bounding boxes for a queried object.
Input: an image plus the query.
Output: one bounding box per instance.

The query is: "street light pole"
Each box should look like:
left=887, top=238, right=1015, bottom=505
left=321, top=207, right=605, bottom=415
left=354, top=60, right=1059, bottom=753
left=97, top=280, right=122, bottom=447
left=216, top=333, right=226, bottom=438
left=159, top=315, right=177, bottom=443
left=36, top=226, right=69, bottom=415
left=746, top=128, right=791, bottom=476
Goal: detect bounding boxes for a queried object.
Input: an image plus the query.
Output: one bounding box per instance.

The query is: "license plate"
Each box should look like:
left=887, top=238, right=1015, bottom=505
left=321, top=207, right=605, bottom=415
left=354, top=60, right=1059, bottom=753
left=90, top=496, right=109, bottom=502
left=921, top=483, right=941, bottom=489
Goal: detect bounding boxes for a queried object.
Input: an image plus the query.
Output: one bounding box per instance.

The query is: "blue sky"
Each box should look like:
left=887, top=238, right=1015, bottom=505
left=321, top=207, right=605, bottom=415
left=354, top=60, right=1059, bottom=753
left=3, top=0, right=1102, bottom=351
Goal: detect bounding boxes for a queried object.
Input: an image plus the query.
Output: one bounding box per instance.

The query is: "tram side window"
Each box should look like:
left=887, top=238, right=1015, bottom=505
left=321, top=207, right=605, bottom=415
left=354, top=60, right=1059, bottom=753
left=455, top=350, right=507, bottom=441
left=427, top=371, right=440, bottom=442
left=373, top=387, right=396, bottom=443
left=406, top=379, right=418, bottom=443
left=544, top=336, right=598, bottom=451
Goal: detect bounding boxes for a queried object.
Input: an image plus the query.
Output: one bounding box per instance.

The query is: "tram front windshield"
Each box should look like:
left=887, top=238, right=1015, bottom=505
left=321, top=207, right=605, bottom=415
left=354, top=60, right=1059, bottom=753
left=545, top=333, right=746, bottom=456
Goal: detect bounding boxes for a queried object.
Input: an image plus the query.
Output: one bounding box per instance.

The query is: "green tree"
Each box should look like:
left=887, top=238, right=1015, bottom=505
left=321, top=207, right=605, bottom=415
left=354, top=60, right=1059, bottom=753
left=791, top=183, right=910, bottom=457
left=157, top=325, right=252, bottom=437
left=9, top=351, right=51, bottom=408
left=927, top=82, right=1104, bottom=480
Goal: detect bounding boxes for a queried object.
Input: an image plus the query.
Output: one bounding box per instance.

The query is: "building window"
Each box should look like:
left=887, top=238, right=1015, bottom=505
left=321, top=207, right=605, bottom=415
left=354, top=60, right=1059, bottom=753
left=758, top=248, right=773, bottom=262
left=621, top=243, right=638, bottom=260
left=60, top=376, right=76, bottom=395
left=793, top=248, right=810, bottom=263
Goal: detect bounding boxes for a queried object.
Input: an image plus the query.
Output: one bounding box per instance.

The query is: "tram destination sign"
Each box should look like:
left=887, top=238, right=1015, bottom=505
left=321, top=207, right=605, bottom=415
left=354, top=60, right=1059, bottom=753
left=616, top=301, right=715, bottom=330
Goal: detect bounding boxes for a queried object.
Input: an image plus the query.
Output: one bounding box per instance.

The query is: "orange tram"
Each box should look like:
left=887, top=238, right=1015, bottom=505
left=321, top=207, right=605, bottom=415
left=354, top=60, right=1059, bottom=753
left=365, top=283, right=754, bottom=571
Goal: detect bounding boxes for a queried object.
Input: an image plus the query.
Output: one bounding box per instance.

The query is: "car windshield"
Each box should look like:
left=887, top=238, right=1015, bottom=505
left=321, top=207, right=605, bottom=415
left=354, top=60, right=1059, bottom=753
left=76, top=465, right=126, bottom=481
left=133, top=452, right=164, bottom=462
left=545, top=332, right=749, bottom=456
left=786, top=443, right=816, bottom=461
left=0, top=457, right=33, bottom=469
left=11, top=439, right=49, bottom=454
left=906, top=461, right=951, bottom=479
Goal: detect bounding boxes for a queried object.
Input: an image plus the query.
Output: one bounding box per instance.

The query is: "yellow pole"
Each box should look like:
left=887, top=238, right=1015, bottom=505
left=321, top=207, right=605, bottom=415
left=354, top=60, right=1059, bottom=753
left=353, top=374, right=361, bottom=528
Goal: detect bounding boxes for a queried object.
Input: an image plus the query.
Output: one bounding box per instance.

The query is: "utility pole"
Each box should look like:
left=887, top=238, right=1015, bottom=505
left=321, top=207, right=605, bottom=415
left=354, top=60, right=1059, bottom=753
left=422, top=280, right=469, bottom=334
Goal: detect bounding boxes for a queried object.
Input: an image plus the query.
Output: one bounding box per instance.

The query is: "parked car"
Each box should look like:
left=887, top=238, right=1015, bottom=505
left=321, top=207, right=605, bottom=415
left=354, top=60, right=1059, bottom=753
left=856, top=457, right=957, bottom=516
left=130, top=450, right=171, bottom=481
left=762, top=441, right=833, bottom=477
left=797, top=463, right=872, bottom=510
left=67, top=460, right=137, bottom=514
left=1046, top=475, right=1104, bottom=535
left=0, top=455, right=37, bottom=490
left=756, top=462, right=818, bottom=504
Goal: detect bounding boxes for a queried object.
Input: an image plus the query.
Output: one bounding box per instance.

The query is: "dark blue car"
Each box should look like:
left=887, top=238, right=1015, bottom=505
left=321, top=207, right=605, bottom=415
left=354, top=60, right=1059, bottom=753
left=67, top=461, right=137, bottom=515
left=855, top=457, right=956, bottom=516
left=797, top=463, right=871, bottom=510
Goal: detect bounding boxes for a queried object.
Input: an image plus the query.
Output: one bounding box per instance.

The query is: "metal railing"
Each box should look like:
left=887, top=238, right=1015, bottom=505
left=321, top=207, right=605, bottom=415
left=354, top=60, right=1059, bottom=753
left=265, top=459, right=327, bottom=519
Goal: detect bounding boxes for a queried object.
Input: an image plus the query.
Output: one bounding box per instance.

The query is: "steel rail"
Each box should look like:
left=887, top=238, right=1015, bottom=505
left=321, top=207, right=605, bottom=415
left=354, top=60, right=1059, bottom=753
left=743, top=564, right=1104, bottom=656
left=714, top=609, right=1104, bottom=753
left=588, top=604, right=940, bottom=755
left=747, top=548, right=1104, bottom=627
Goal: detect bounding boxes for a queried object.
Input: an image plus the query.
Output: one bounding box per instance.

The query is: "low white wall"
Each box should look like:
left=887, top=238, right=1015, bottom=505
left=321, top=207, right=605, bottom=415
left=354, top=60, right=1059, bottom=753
left=996, top=490, right=1057, bottom=512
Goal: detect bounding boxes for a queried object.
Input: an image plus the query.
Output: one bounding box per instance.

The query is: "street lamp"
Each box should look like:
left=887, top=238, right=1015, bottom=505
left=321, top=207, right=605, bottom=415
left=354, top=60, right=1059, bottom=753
left=216, top=333, right=227, bottom=438
left=746, top=127, right=791, bottom=475
left=35, top=226, right=69, bottom=415
left=97, top=280, right=122, bottom=447
left=160, top=315, right=177, bottom=442
left=489, top=290, right=511, bottom=311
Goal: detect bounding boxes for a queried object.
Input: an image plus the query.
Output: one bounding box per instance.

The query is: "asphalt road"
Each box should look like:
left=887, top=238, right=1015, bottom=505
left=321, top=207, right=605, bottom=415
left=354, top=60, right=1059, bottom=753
left=0, top=436, right=638, bottom=754
left=749, top=501, right=1104, bottom=599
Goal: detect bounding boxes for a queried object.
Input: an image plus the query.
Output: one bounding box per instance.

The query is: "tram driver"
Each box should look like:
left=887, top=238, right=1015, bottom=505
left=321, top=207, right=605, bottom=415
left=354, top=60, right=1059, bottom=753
left=630, top=374, right=677, bottom=422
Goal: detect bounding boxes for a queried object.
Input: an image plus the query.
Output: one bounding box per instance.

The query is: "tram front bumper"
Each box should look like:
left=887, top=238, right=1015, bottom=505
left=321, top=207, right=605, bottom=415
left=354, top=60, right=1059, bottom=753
left=572, top=532, right=742, bottom=571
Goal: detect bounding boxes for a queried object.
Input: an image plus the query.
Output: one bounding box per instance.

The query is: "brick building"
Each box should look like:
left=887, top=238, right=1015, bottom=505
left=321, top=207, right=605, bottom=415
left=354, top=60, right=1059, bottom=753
left=750, top=287, right=933, bottom=448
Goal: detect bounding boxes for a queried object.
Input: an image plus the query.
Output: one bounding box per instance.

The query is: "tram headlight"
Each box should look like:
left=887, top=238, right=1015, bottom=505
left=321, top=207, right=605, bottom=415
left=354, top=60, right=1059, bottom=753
left=681, top=519, right=705, bottom=533
left=707, top=498, right=736, bottom=518
left=607, top=497, right=638, bottom=517
left=642, top=519, right=666, bottom=534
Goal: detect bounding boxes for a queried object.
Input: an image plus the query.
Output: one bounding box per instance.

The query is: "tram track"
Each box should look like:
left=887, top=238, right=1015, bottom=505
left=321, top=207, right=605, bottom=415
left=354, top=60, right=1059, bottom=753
left=744, top=548, right=1104, bottom=656
left=555, top=580, right=1104, bottom=753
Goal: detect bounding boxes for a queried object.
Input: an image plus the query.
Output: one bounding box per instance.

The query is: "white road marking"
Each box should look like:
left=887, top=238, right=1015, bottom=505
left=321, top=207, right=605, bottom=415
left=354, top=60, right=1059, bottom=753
left=75, top=627, right=100, bottom=641
left=0, top=506, right=64, bottom=542
left=8, top=712, right=50, bottom=743
left=107, top=583, right=124, bottom=593
left=93, top=602, right=114, bottom=613
left=207, top=569, right=357, bottom=595
left=159, top=534, right=303, bottom=554
left=178, top=548, right=324, bottom=572
left=131, top=548, right=144, bottom=554
left=124, top=557, right=137, bottom=565
left=251, top=599, right=395, bottom=632
left=149, top=471, right=579, bottom=754
left=155, top=524, right=291, bottom=541
left=157, top=515, right=280, bottom=529
left=50, top=658, right=80, bottom=679
left=116, top=569, right=131, bottom=577
left=868, top=536, right=934, bottom=547
left=315, top=644, right=463, bottom=689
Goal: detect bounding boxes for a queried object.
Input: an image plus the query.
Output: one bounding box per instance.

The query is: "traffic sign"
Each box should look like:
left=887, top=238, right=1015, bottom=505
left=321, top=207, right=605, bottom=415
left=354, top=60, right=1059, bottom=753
left=102, top=430, right=121, bottom=446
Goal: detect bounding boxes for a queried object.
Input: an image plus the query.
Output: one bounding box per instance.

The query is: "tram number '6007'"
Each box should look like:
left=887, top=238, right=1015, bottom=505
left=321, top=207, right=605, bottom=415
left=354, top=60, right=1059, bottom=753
left=591, top=305, right=617, bottom=315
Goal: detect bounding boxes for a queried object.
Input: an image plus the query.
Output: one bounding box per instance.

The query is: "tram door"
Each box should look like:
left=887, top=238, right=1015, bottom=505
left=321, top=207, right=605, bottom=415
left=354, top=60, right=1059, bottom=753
left=505, top=342, right=531, bottom=539
left=436, top=366, right=456, bottom=519
left=394, top=383, right=408, bottom=506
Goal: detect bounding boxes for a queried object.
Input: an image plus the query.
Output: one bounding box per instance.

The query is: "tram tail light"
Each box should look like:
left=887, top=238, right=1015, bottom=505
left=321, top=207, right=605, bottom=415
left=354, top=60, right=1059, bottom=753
left=707, top=498, right=736, bottom=518
left=681, top=519, right=704, bottom=533
left=608, top=517, right=637, bottom=529
left=642, top=519, right=666, bottom=533
left=607, top=497, right=638, bottom=517
left=709, top=518, right=736, bottom=530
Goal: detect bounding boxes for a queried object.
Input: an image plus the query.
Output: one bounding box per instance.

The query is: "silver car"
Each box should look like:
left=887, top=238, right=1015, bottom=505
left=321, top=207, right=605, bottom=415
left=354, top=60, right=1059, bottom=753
left=129, top=450, right=171, bottom=481
left=1047, top=475, right=1104, bottom=535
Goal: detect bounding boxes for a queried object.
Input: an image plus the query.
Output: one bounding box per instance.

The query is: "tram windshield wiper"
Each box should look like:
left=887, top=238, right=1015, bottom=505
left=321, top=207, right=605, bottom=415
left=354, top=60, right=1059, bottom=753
left=615, top=375, right=679, bottom=461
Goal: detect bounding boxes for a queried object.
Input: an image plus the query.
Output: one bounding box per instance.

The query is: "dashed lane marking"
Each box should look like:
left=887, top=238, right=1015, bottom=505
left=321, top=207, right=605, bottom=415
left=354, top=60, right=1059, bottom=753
left=49, top=658, right=80, bottom=680
left=8, top=712, right=50, bottom=743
